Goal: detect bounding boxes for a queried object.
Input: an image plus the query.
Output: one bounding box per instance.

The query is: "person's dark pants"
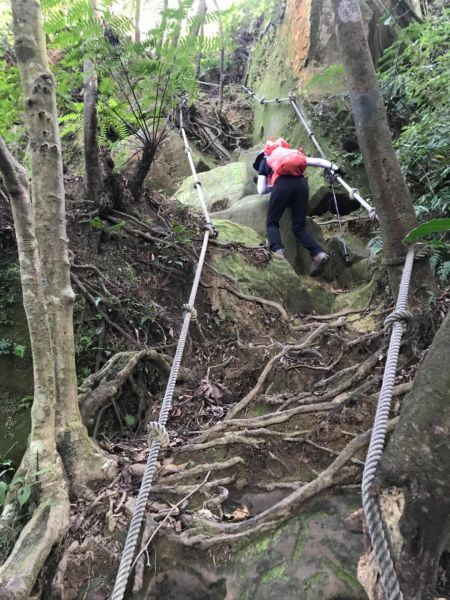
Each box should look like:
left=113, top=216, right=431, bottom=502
left=266, top=175, right=323, bottom=256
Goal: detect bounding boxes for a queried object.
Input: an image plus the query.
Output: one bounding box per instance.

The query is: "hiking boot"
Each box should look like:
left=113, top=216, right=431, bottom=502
left=274, top=248, right=286, bottom=258
left=309, top=251, right=329, bottom=276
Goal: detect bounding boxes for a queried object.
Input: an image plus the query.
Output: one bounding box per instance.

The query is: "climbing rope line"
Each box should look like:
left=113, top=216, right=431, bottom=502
left=242, top=85, right=377, bottom=219
left=110, top=99, right=216, bottom=600
left=362, top=246, right=416, bottom=600
left=330, top=181, right=350, bottom=263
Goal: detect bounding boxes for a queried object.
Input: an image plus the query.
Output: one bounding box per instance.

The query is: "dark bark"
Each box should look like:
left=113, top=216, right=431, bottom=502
left=129, top=144, right=156, bottom=201
left=378, top=312, right=450, bottom=598
left=83, top=59, right=102, bottom=208
left=333, top=0, right=432, bottom=298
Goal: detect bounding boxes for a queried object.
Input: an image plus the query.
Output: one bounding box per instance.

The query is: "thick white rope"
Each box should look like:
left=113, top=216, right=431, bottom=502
left=362, top=247, right=415, bottom=600
left=110, top=100, right=215, bottom=600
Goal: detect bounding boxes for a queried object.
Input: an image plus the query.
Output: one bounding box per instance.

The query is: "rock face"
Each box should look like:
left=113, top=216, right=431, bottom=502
left=212, top=194, right=326, bottom=276
left=175, top=162, right=256, bottom=212
left=139, top=495, right=366, bottom=600
left=229, top=496, right=366, bottom=599
left=212, top=219, right=313, bottom=315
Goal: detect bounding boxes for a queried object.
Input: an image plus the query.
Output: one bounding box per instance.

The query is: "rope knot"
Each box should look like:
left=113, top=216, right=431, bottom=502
left=182, top=303, right=197, bottom=320
left=147, top=421, right=170, bottom=447
left=384, top=309, right=412, bottom=330
left=204, top=222, right=218, bottom=238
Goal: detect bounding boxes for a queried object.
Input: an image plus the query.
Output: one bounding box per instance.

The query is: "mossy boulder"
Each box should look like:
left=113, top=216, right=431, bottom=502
left=231, top=495, right=365, bottom=599
left=334, top=277, right=377, bottom=312
left=211, top=194, right=325, bottom=276
left=214, top=218, right=263, bottom=247
left=175, top=162, right=256, bottom=212
left=211, top=220, right=312, bottom=315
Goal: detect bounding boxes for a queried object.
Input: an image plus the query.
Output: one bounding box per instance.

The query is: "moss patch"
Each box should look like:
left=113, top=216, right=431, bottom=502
left=214, top=219, right=263, bottom=247
left=261, top=563, right=288, bottom=583
left=322, top=557, right=360, bottom=590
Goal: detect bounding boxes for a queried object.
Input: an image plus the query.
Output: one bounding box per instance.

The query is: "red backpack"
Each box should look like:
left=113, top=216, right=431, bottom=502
left=267, top=147, right=307, bottom=186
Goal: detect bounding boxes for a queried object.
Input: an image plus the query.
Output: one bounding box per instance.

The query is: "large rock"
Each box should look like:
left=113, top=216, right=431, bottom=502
left=211, top=194, right=325, bottom=276
left=230, top=495, right=366, bottom=599
left=141, top=495, right=366, bottom=600
left=175, top=162, right=256, bottom=213
left=211, top=219, right=312, bottom=316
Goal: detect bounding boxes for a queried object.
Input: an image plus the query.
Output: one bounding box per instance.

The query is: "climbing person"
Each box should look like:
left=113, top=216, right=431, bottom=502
left=253, top=138, right=342, bottom=276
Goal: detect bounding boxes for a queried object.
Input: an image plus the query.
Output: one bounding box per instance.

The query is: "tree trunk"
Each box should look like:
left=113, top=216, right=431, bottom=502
left=192, top=0, right=207, bottom=78
left=333, top=0, right=432, bottom=299
left=210, top=0, right=224, bottom=111
left=360, top=312, right=450, bottom=599
left=83, top=58, right=102, bottom=207
left=0, top=137, right=70, bottom=600
left=134, top=0, right=141, bottom=42
left=11, top=0, right=111, bottom=490
left=129, top=143, right=156, bottom=201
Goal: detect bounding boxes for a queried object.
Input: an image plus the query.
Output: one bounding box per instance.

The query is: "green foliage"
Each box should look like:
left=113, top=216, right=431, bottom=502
left=89, top=216, right=126, bottom=234
left=0, top=339, right=27, bottom=358
left=405, top=217, right=450, bottom=284
left=0, top=0, right=217, bottom=163
left=125, top=414, right=136, bottom=427
left=404, top=218, right=450, bottom=243
left=378, top=13, right=450, bottom=219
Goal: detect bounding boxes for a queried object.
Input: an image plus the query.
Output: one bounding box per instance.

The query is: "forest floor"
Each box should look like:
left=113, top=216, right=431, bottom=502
left=18, top=180, right=448, bottom=599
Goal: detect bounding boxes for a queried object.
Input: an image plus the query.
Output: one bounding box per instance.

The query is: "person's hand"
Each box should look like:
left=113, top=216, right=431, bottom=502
left=330, top=164, right=345, bottom=177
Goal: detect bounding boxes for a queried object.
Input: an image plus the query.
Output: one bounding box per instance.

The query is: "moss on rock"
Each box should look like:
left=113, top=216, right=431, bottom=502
left=175, top=162, right=256, bottom=212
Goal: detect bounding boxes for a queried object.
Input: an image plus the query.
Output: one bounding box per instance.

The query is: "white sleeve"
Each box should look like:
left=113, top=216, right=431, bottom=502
left=257, top=175, right=268, bottom=195
left=306, top=157, right=339, bottom=171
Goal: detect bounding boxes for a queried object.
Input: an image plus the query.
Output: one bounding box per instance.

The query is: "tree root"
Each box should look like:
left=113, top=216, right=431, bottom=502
left=172, top=420, right=398, bottom=548
left=0, top=456, right=70, bottom=600
left=78, top=349, right=174, bottom=429
left=224, top=322, right=335, bottom=421
left=72, top=272, right=140, bottom=348
left=181, top=433, right=263, bottom=453
left=218, top=283, right=289, bottom=321
left=157, top=456, right=244, bottom=484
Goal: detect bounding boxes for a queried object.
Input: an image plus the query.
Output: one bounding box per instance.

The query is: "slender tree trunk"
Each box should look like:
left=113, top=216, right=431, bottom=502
left=83, top=58, right=102, bottom=206
left=333, top=0, right=432, bottom=299
left=134, top=0, right=141, bottom=43
left=129, top=143, right=156, bottom=201
left=0, top=137, right=70, bottom=600
left=192, top=0, right=207, bottom=78
left=210, top=0, right=224, bottom=111
left=11, top=0, right=111, bottom=491
left=359, top=313, right=450, bottom=599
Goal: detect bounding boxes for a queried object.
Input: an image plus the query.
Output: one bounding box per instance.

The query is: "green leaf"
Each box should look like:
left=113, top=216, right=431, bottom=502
left=17, top=482, right=31, bottom=506
left=404, top=218, right=450, bottom=243
left=0, top=481, right=8, bottom=507
left=125, top=414, right=136, bottom=427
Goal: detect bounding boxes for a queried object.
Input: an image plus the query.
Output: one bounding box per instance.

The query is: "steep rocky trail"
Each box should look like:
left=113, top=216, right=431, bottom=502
left=30, top=146, right=439, bottom=600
